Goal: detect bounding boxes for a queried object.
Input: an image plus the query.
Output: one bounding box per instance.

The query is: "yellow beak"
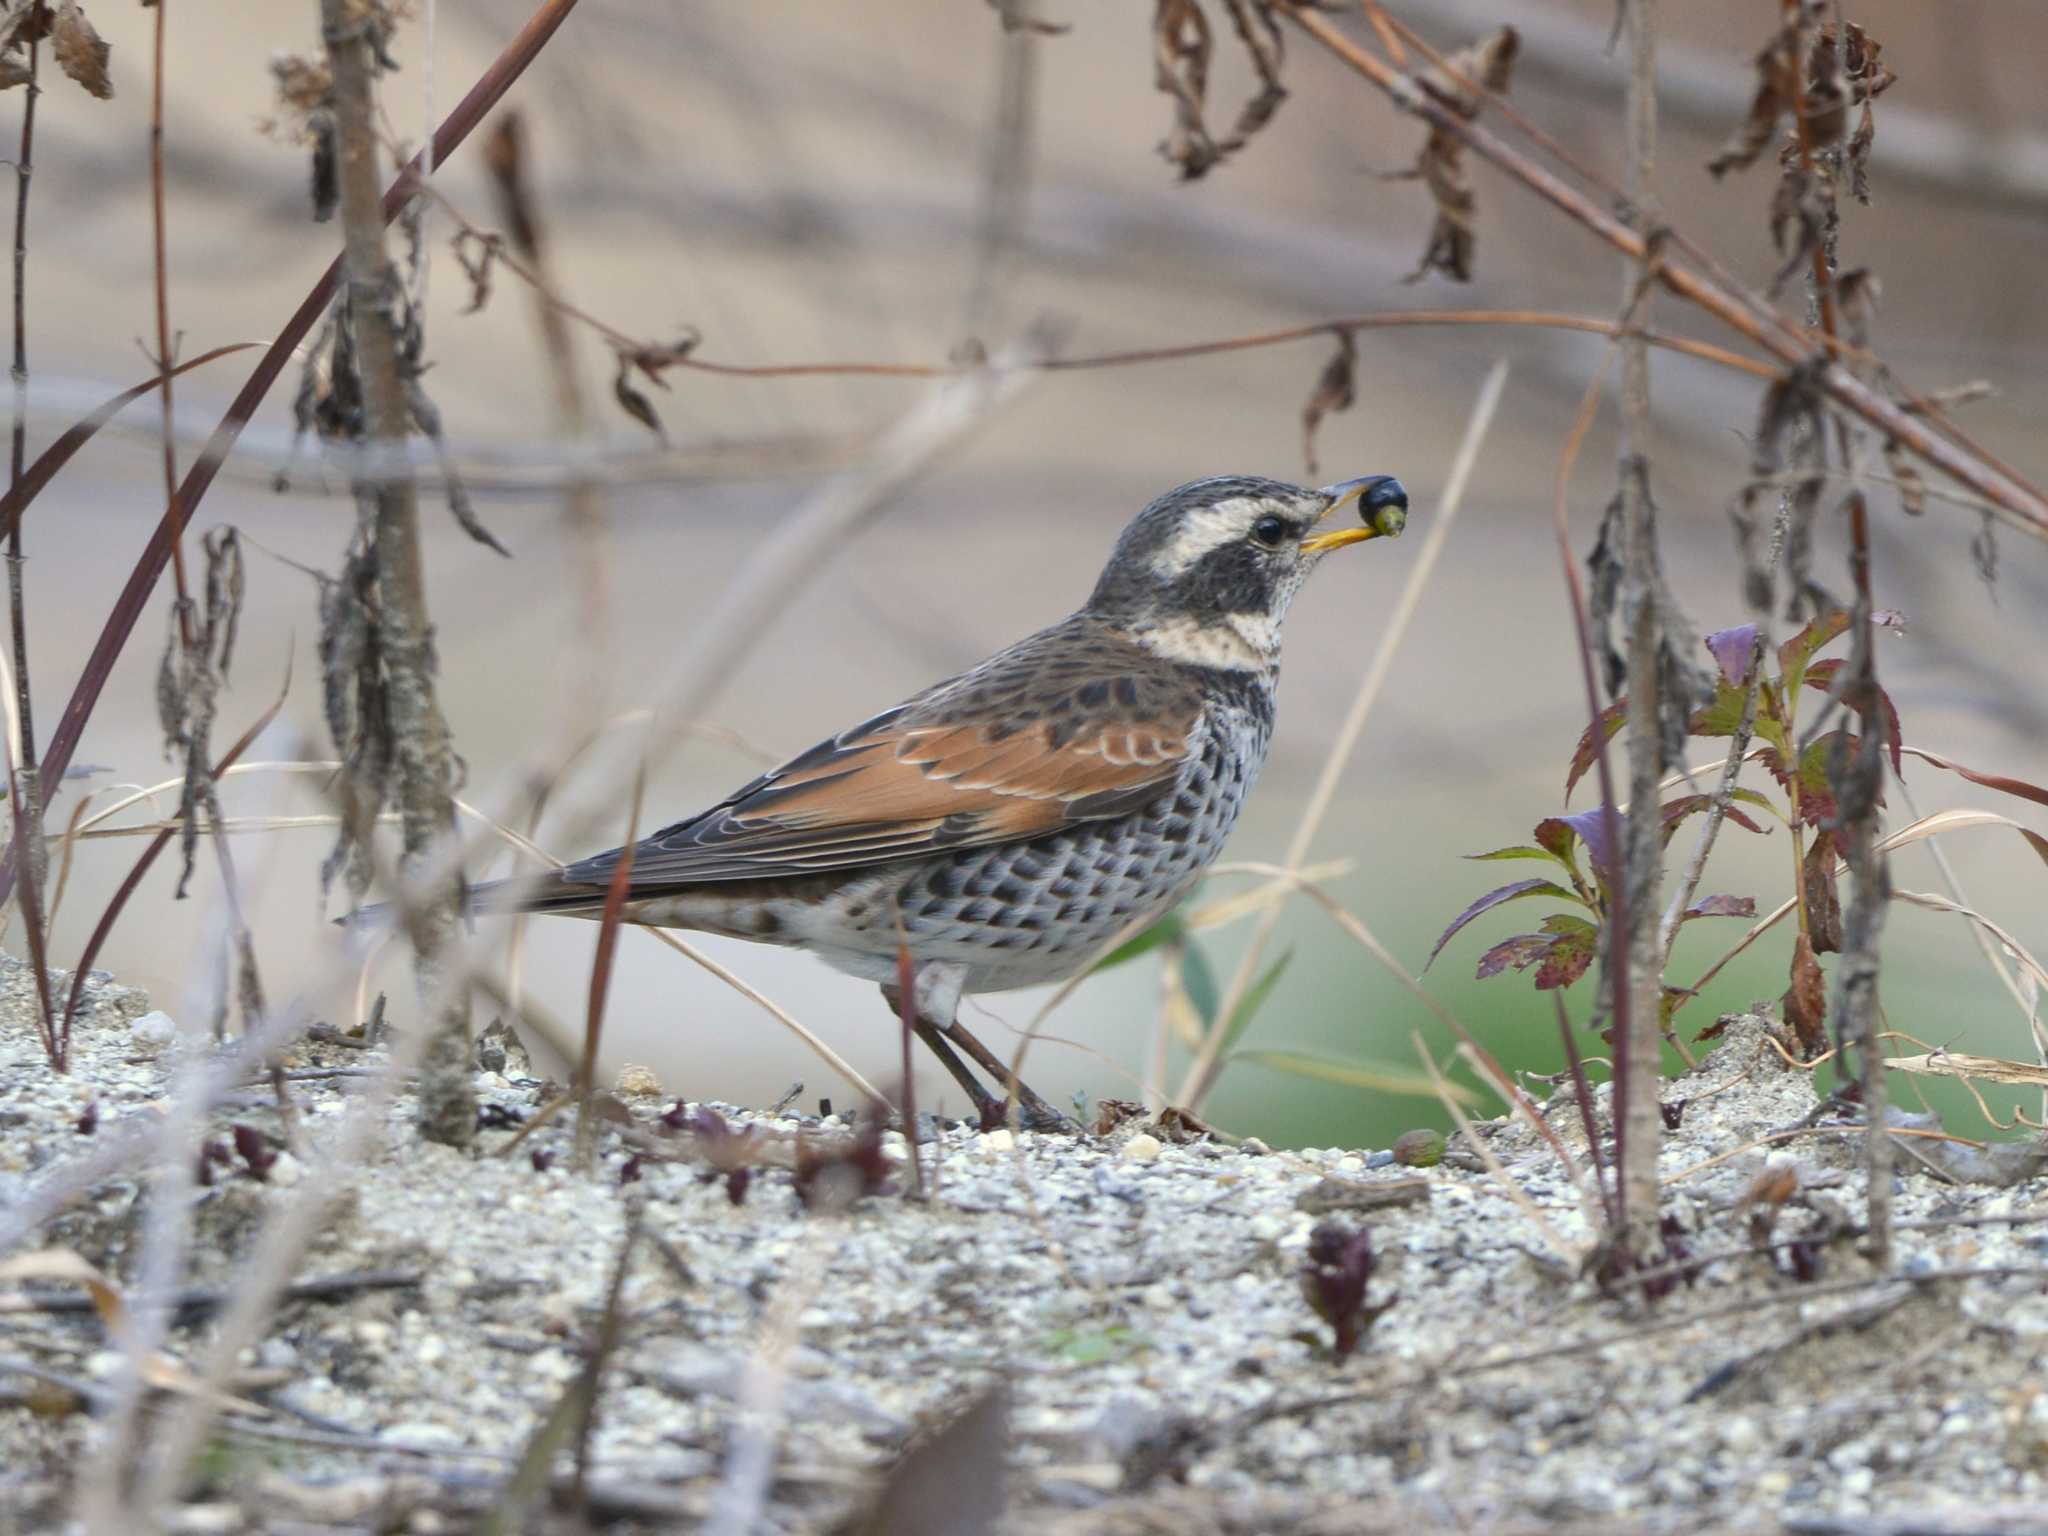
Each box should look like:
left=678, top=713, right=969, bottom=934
left=1301, top=524, right=1382, bottom=556
left=1302, top=474, right=1409, bottom=554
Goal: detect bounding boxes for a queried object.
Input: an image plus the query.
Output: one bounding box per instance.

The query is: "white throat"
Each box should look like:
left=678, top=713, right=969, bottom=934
left=1124, top=612, right=1277, bottom=673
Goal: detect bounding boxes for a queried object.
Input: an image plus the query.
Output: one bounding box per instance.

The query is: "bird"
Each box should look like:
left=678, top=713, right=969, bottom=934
left=472, top=473, right=1408, bottom=1129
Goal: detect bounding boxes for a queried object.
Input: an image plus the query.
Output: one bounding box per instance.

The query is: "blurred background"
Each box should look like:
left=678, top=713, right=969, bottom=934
left=15, top=0, right=2045, bottom=1146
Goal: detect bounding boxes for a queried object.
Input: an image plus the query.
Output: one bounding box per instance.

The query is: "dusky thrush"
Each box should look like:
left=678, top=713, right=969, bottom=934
left=469, top=473, right=1407, bottom=1128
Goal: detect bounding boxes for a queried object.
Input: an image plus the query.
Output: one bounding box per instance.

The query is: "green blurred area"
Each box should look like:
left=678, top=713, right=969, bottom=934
left=1185, top=817, right=2041, bottom=1152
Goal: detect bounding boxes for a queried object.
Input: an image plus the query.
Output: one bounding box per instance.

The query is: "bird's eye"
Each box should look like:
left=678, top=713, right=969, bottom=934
left=1250, top=514, right=1289, bottom=548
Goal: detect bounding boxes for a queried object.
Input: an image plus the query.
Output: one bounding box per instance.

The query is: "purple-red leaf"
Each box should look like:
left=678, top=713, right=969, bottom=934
left=1533, top=915, right=1597, bottom=990
left=1803, top=659, right=1904, bottom=777
left=1565, top=698, right=1627, bottom=801
left=1704, top=624, right=1761, bottom=686
left=1427, top=878, right=1579, bottom=971
left=1660, top=793, right=1769, bottom=846
left=1476, top=933, right=1554, bottom=980
left=1556, top=808, right=1620, bottom=886
left=1905, top=748, right=2048, bottom=813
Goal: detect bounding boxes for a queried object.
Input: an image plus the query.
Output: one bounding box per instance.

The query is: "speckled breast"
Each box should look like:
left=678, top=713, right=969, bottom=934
left=881, top=687, right=1274, bottom=990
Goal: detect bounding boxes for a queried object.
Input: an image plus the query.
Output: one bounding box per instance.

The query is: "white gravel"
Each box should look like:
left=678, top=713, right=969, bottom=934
left=4, top=957, right=2047, bottom=1533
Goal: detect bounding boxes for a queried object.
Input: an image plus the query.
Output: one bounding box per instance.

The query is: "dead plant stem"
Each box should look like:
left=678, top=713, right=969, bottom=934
left=322, top=0, right=472, bottom=1145
left=1614, top=0, right=1665, bottom=1263
left=150, top=0, right=194, bottom=647
left=6, top=14, right=41, bottom=925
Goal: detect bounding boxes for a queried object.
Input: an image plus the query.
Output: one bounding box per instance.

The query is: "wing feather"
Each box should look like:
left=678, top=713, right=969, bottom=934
left=538, top=620, right=1204, bottom=897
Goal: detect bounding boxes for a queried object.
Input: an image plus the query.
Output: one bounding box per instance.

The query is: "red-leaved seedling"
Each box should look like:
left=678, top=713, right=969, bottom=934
left=1298, top=1219, right=1397, bottom=1359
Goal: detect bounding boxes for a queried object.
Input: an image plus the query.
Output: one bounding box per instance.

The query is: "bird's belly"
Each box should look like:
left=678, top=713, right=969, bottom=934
left=875, top=750, right=1252, bottom=992
left=622, top=722, right=1261, bottom=996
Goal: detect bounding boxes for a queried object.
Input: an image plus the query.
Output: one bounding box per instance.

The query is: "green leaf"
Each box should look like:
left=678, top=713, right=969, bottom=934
left=1088, top=911, right=1186, bottom=975
left=1216, top=948, right=1294, bottom=1058
left=1777, top=608, right=1903, bottom=698
left=1777, top=610, right=1852, bottom=697
left=1234, top=1049, right=1478, bottom=1103
left=1181, top=936, right=1221, bottom=1026
left=1688, top=678, right=1752, bottom=739
left=1466, top=844, right=1571, bottom=867
left=1427, top=879, right=1582, bottom=971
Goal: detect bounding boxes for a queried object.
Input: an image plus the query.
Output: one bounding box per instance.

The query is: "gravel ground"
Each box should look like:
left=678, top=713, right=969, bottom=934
left=5, top=956, right=2048, bottom=1534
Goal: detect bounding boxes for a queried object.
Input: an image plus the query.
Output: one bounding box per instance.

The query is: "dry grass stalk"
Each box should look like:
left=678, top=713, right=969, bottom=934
left=320, top=0, right=472, bottom=1144
left=1175, top=359, right=1508, bottom=1110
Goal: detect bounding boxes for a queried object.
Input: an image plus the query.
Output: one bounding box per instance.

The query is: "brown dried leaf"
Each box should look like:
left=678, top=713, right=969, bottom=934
left=1398, top=26, right=1517, bottom=283
left=1414, top=25, right=1518, bottom=116
left=1821, top=20, right=1896, bottom=105
left=310, top=111, right=339, bottom=223
left=1802, top=827, right=1843, bottom=955
left=1218, top=0, right=1286, bottom=151
left=452, top=229, right=499, bottom=315
left=1707, top=12, right=1808, bottom=179
left=266, top=52, right=333, bottom=138
left=1847, top=98, right=1876, bottom=203
left=1300, top=329, right=1356, bottom=478
left=1767, top=163, right=1828, bottom=294
left=612, top=354, right=666, bottom=440
left=1090, top=1098, right=1146, bottom=1138
left=51, top=1, right=112, bottom=101
left=1153, top=0, right=1221, bottom=180
left=0, top=57, right=31, bottom=93
left=1835, top=267, right=1880, bottom=352
left=1783, top=931, right=1829, bottom=1057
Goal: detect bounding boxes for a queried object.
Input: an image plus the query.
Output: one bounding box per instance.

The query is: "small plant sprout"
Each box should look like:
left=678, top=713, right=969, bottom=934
left=1430, top=608, right=1914, bottom=1035
left=1299, top=1220, right=1397, bottom=1360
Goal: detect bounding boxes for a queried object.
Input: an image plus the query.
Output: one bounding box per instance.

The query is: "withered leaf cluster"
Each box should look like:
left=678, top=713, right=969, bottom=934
left=263, top=52, right=340, bottom=219
left=156, top=529, right=246, bottom=899
left=1584, top=459, right=1710, bottom=766
left=1150, top=0, right=1288, bottom=182
left=0, top=1, right=114, bottom=100
left=1734, top=360, right=1833, bottom=620
left=1392, top=26, right=1520, bottom=283
left=1709, top=9, right=1896, bottom=273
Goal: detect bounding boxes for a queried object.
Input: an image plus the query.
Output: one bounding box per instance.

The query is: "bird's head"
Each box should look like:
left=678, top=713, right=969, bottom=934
left=1086, top=473, right=1408, bottom=670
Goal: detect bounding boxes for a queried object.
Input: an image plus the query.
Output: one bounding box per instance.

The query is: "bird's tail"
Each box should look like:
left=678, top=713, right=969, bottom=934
left=340, top=875, right=602, bottom=932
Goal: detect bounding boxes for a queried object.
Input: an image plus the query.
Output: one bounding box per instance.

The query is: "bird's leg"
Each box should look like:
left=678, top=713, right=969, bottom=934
left=885, top=968, right=1075, bottom=1134
left=935, top=1017, right=1076, bottom=1135
left=880, top=981, right=1005, bottom=1129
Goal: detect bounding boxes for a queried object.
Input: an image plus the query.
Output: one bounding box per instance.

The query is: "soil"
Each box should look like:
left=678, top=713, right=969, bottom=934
left=4, top=957, right=2048, bottom=1534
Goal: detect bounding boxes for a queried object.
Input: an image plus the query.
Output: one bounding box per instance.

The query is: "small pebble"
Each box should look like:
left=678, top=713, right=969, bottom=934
left=1121, top=1133, right=1162, bottom=1165
left=614, top=1063, right=663, bottom=1098
left=130, top=1010, right=178, bottom=1051
left=979, top=1128, right=1015, bottom=1154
